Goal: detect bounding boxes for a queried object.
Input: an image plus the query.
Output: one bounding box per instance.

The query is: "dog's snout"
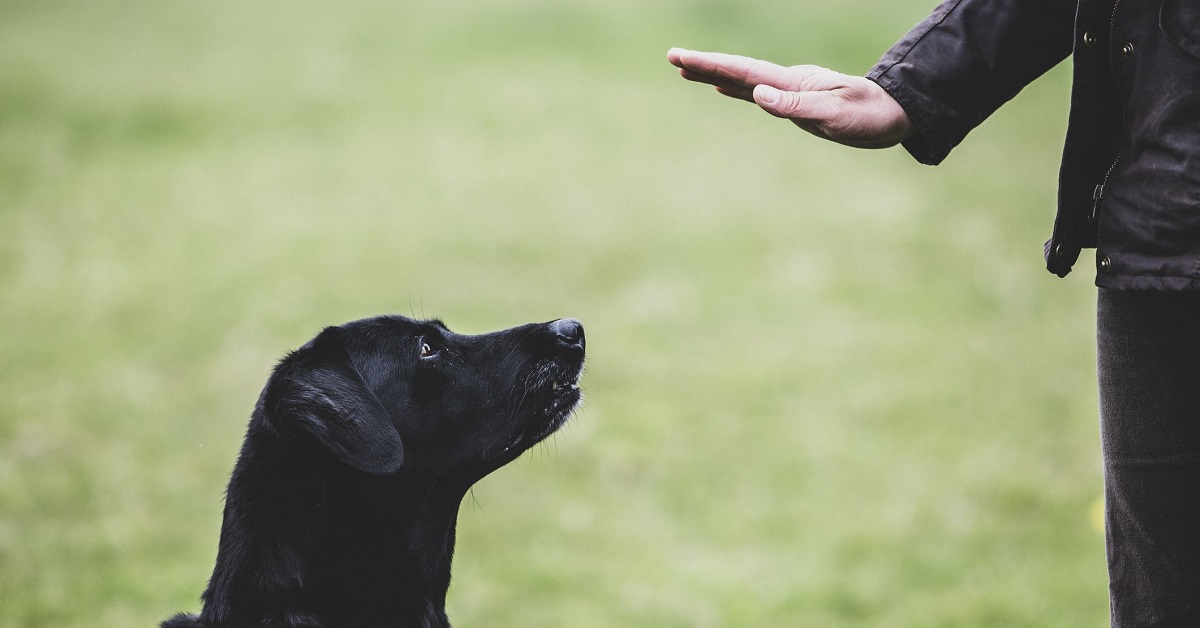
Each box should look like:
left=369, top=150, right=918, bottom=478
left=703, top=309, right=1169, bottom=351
left=549, top=318, right=584, bottom=350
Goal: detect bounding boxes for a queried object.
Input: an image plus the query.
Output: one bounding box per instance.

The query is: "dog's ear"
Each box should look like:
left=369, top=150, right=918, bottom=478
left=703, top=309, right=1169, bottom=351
left=266, top=328, right=404, bottom=475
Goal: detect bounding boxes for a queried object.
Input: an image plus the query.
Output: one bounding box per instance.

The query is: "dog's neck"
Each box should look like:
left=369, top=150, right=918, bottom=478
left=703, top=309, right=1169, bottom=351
left=321, top=466, right=477, bottom=627
left=392, top=475, right=473, bottom=615
left=202, top=428, right=478, bottom=628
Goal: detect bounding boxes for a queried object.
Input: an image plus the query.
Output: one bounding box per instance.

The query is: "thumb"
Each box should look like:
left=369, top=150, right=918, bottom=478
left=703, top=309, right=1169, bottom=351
left=753, top=84, right=825, bottom=121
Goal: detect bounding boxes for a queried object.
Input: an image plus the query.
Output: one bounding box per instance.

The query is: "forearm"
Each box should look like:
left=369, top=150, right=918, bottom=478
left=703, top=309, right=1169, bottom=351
left=868, top=0, right=1076, bottom=165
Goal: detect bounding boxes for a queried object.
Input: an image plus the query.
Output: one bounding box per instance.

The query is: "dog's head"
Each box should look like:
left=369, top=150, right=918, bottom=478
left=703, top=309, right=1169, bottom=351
left=261, top=316, right=585, bottom=480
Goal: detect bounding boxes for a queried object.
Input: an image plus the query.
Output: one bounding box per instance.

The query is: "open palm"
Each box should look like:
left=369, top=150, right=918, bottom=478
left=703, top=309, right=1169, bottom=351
left=668, top=48, right=913, bottom=149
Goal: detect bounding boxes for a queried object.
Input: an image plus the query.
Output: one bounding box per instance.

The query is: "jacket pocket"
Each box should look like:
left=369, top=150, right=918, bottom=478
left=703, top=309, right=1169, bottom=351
left=1161, top=0, right=1200, bottom=58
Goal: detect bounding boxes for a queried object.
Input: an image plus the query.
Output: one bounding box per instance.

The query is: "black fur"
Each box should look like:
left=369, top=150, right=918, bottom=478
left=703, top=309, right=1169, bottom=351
left=163, top=315, right=585, bottom=628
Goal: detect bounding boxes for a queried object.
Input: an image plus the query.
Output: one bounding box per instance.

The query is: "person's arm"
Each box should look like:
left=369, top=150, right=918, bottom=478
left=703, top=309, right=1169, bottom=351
left=669, top=0, right=1076, bottom=162
left=870, top=0, right=1076, bottom=165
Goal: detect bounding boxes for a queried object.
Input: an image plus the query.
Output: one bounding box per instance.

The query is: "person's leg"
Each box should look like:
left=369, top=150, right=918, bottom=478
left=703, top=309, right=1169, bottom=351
left=1097, top=288, right=1200, bottom=627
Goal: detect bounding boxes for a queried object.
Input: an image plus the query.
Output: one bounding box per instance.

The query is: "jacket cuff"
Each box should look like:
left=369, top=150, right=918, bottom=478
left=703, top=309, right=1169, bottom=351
left=865, top=71, right=946, bottom=166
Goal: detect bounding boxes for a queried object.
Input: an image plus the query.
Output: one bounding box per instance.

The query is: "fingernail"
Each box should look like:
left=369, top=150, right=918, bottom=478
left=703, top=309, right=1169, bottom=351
left=755, top=85, right=780, bottom=105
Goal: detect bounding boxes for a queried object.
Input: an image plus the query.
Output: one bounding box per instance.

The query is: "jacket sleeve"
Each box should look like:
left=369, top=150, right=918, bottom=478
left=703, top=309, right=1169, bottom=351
left=867, top=0, right=1077, bottom=165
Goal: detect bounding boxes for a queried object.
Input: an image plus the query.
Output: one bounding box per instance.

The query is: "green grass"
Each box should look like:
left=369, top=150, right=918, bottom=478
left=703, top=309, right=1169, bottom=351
left=0, top=0, right=1105, bottom=625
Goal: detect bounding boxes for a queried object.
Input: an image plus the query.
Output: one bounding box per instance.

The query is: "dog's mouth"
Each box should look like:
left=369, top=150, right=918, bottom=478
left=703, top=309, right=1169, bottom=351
left=502, top=360, right=583, bottom=454
left=543, top=376, right=582, bottom=425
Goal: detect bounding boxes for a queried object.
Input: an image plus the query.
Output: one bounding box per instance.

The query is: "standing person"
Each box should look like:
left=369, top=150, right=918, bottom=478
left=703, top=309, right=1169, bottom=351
left=668, top=1, right=1200, bottom=626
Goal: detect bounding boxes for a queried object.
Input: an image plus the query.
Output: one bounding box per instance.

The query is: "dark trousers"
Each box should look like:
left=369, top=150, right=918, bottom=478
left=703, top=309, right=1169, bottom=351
left=1098, top=288, right=1200, bottom=627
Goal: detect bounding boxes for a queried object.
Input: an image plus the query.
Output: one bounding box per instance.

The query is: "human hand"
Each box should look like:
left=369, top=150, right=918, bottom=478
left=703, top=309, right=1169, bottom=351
left=667, top=48, right=913, bottom=149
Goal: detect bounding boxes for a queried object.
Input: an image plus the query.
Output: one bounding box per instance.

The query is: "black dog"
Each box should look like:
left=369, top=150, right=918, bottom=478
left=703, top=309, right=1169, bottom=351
left=163, top=315, right=585, bottom=628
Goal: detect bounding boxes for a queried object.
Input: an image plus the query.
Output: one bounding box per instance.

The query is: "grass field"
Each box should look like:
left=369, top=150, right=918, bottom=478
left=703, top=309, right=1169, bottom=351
left=0, top=0, right=1106, bottom=626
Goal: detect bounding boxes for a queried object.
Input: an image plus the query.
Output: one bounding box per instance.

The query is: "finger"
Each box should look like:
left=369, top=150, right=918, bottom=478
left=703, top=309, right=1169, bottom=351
left=677, top=66, right=754, bottom=101
left=670, top=49, right=794, bottom=90
left=752, top=84, right=839, bottom=122
left=714, top=85, right=754, bottom=102
left=679, top=68, right=753, bottom=93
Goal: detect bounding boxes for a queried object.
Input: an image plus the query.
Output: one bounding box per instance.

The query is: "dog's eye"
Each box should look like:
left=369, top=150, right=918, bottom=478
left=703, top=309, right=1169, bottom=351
left=419, top=341, right=439, bottom=359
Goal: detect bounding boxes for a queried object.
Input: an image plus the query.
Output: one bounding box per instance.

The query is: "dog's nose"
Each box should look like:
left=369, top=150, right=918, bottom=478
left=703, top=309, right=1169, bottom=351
left=549, top=318, right=585, bottom=350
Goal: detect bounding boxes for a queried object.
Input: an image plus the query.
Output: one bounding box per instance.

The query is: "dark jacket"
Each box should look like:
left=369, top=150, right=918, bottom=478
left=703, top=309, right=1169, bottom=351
left=867, top=0, right=1200, bottom=289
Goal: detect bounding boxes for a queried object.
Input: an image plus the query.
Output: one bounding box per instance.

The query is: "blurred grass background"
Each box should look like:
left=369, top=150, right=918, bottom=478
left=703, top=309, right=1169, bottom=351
left=0, top=0, right=1104, bottom=625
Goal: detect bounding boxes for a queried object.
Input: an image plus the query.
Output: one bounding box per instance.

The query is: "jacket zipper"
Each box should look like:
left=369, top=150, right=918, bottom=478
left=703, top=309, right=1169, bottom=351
left=1090, top=157, right=1120, bottom=223
left=1092, top=0, right=1125, bottom=224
